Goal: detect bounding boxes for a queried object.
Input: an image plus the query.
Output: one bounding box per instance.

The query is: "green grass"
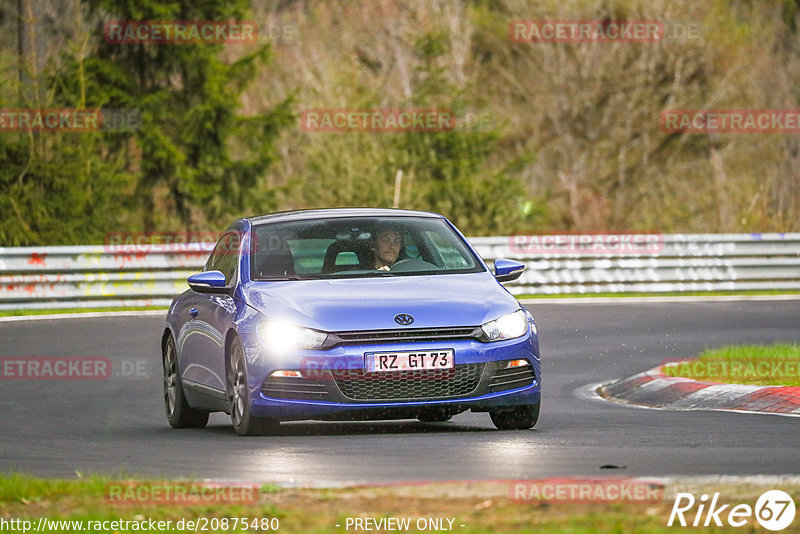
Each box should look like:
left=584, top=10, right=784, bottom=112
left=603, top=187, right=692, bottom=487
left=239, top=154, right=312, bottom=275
left=0, top=306, right=169, bottom=317
left=2, top=473, right=795, bottom=533
left=516, top=289, right=800, bottom=299
left=662, top=343, right=800, bottom=387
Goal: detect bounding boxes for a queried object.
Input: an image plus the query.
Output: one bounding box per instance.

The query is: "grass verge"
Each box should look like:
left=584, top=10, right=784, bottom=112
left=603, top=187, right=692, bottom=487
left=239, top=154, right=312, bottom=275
left=661, top=343, right=800, bottom=387
left=1, top=473, right=799, bottom=533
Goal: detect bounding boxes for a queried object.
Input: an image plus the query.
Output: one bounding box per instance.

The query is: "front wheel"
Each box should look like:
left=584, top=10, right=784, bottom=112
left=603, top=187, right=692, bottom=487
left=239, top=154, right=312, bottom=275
left=489, top=401, right=540, bottom=430
left=163, top=336, right=209, bottom=428
left=229, top=339, right=279, bottom=436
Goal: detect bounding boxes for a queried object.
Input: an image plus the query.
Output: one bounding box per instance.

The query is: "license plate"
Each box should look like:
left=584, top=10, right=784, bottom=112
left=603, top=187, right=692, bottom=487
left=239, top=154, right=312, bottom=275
left=365, top=350, right=454, bottom=372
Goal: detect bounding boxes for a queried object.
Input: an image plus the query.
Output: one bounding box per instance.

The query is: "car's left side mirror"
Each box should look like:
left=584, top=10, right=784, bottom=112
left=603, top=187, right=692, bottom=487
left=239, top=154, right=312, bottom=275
left=494, top=259, right=525, bottom=282
left=187, top=270, right=230, bottom=294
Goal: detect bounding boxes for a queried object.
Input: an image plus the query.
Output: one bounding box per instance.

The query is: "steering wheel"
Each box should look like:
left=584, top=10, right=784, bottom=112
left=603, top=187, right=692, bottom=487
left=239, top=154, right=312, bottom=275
left=374, top=258, right=415, bottom=271
left=386, top=258, right=438, bottom=273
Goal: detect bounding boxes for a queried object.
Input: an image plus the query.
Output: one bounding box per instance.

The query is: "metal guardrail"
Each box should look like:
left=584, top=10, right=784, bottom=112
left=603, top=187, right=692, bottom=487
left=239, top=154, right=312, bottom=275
left=470, top=233, right=800, bottom=296
left=0, top=244, right=212, bottom=310
left=1, top=233, right=799, bottom=309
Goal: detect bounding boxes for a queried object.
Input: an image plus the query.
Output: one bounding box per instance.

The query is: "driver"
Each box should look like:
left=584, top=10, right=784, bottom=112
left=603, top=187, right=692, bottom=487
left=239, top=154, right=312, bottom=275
left=372, top=225, right=404, bottom=271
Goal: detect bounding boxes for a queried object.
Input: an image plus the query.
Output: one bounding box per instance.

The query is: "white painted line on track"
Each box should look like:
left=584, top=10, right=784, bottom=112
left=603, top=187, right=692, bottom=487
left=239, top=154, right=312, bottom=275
left=0, top=310, right=168, bottom=322
left=701, top=407, right=800, bottom=419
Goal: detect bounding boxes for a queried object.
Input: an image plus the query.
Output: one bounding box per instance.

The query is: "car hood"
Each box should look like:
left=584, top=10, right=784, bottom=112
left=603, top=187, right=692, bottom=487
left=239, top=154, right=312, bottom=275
left=242, top=272, right=520, bottom=332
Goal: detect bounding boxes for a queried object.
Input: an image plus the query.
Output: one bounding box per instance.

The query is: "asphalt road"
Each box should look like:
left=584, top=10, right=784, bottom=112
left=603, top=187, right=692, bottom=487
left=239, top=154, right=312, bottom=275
left=1, top=301, right=798, bottom=486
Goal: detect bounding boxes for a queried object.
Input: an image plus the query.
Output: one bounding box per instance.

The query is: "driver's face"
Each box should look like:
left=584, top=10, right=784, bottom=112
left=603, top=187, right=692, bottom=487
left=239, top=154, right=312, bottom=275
left=375, top=230, right=402, bottom=266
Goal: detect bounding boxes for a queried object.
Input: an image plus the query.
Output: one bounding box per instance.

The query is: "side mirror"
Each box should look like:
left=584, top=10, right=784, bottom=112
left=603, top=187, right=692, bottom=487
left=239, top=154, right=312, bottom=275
left=188, top=270, right=229, bottom=294
left=494, top=259, right=525, bottom=282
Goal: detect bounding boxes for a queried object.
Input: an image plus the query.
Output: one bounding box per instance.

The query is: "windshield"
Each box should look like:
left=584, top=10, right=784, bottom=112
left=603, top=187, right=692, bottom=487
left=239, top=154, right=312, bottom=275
left=249, top=216, right=484, bottom=280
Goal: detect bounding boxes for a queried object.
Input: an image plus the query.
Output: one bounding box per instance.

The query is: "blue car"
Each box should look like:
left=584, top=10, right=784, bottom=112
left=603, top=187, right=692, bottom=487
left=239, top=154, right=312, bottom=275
left=162, top=208, right=541, bottom=435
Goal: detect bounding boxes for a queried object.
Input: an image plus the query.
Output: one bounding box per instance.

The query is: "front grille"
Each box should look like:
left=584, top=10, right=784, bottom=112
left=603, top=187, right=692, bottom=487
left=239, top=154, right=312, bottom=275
left=261, top=361, right=533, bottom=403
left=488, top=364, right=535, bottom=393
left=261, top=376, right=331, bottom=400
left=331, top=327, right=480, bottom=346
left=332, top=363, right=484, bottom=401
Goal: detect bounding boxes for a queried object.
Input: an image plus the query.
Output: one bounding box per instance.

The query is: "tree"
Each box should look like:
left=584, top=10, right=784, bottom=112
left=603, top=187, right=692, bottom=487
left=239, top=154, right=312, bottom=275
left=81, top=0, right=293, bottom=231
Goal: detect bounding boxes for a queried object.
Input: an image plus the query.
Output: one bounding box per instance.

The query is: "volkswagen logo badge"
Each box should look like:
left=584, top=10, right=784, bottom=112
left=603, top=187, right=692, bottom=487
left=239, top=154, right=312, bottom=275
left=394, top=313, right=414, bottom=325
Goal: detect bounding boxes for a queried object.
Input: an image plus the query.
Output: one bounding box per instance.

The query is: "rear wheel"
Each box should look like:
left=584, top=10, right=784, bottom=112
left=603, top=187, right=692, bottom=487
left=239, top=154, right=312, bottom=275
left=229, top=339, right=279, bottom=436
left=489, top=402, right=540, bottom=430
left=163, top=336, right=209, bottom=428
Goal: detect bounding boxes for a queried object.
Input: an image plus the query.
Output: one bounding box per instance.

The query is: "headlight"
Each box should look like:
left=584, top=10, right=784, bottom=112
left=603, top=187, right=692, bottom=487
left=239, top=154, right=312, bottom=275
left=257, top=320, right=329, bottom=351
left=479, top=309, right=529, bottom=342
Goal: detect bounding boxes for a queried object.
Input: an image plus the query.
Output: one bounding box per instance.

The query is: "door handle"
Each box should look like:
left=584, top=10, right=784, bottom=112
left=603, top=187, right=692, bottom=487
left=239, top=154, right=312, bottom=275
left=189, top=307, right=198, bottom=317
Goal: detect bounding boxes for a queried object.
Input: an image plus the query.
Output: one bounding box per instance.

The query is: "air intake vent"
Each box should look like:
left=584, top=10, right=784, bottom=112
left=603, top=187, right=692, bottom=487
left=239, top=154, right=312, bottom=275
left=261, top=375, right=331, bottom=400
left=332, top=363, right=484, bottom=401
left=330, top=327, right=480, bottom=346
left=488, top=364, right=535, bottom=393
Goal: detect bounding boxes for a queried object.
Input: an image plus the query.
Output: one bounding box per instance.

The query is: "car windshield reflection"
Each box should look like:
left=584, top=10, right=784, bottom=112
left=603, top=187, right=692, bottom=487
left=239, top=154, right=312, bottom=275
left=250, top=216, right=483, bottom=281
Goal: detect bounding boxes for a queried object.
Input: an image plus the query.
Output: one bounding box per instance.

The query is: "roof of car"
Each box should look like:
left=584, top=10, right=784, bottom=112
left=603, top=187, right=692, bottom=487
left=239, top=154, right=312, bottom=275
left=246, top=208, right=443, bottom=225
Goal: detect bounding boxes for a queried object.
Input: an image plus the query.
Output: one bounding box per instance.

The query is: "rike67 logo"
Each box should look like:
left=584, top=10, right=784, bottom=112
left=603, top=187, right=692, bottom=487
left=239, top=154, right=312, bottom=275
left=669, top=490, right=796, bottom=531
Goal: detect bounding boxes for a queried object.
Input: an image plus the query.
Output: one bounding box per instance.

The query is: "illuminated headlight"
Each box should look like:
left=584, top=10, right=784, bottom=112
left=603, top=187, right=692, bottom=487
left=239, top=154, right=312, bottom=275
left=479, top=309, right=529, bottom=342
left=257, top=321, right=329, bottom=351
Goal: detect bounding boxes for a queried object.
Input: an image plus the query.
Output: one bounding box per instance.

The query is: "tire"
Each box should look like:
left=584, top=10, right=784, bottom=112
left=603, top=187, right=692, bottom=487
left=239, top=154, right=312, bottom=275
left=489, top=401, right=540, bottom=430
left=163, top=336, right=209, bottom=428
left=417, top=410, right=453, bottom=423
left=229, top=338, right=279, bottom=436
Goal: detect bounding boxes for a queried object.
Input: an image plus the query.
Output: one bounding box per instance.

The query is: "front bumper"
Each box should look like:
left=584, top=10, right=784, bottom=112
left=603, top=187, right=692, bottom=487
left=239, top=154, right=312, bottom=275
left=241, top=333, right=541, bottom=420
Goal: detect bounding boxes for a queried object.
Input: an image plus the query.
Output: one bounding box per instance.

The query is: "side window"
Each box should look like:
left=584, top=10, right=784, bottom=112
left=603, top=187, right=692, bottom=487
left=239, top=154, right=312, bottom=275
left=206, top=233, right=240, bottom=285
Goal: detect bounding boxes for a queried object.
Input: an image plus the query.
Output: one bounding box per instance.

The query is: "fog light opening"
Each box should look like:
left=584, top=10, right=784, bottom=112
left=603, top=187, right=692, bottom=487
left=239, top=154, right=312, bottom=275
left=270, top=370, right=303, bottom=378
left=507, top=359, right=530, bottom=368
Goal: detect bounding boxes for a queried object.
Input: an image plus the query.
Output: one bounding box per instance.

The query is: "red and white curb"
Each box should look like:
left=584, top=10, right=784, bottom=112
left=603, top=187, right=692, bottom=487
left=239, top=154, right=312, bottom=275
left=596, top=364, right=800, bottom=417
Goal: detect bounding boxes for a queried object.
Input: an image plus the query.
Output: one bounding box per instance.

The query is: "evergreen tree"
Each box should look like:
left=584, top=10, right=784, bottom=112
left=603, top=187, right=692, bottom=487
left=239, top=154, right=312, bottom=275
left=82, top=0, right=293, bottom=231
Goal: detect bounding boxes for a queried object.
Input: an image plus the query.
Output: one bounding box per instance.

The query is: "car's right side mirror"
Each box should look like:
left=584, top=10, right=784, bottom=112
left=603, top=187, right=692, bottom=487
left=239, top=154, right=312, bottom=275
left=494, top=259, right=525, bottom=282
